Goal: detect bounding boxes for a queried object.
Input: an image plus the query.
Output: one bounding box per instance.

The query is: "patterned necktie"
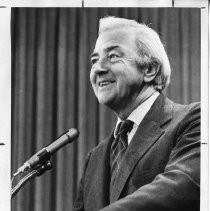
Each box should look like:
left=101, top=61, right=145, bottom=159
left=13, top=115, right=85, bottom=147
left=110, top=120, right=133, bottom=187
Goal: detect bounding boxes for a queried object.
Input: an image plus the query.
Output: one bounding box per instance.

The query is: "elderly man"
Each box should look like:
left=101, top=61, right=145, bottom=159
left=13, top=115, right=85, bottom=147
left=74, top=17, right=200, bottom=211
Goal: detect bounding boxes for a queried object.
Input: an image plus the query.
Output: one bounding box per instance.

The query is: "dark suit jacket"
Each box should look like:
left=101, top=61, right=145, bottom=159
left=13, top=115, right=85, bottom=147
left=74, top=94, right=200, bottom=211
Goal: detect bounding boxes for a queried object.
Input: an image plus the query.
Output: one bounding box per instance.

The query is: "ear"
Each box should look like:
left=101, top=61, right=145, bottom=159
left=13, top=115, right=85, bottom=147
left=143, top=64, right=160, bottom=83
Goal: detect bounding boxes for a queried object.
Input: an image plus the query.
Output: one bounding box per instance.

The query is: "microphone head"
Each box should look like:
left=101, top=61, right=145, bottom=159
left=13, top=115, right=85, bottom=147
left=47, top=128, right=79, bottom=154
left=66, top=128, right=79, bottom=142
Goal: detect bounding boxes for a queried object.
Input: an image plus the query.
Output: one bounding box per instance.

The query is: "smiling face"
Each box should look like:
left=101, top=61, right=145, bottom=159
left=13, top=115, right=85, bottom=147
left=90, top=29, right=145, bottom=112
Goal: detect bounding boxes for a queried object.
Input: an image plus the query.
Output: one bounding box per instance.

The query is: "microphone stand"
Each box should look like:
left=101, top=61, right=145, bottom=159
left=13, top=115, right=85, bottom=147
left=11, top=161, right=52, bottom=199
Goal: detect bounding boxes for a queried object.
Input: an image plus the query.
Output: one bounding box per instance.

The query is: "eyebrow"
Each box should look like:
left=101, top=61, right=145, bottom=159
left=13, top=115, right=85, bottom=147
left=90, top=45, right=121, bottom=58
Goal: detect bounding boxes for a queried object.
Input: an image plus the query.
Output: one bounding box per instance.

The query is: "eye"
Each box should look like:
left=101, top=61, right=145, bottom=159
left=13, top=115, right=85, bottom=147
left=108, top=53, right=120, bottom=62
left=91, top=57, right=98, bottom=65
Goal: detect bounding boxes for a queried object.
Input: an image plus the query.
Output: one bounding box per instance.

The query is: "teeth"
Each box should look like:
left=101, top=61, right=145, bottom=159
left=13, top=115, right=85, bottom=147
left=99, top=81, right=112, bottom=87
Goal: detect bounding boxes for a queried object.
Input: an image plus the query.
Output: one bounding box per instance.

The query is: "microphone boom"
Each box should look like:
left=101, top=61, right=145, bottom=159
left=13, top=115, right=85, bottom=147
left=14, top=128, right=79, bottom=176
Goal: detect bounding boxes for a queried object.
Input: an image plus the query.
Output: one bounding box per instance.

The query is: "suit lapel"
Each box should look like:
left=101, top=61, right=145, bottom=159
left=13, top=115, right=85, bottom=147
left=85, top=134, right=113, bottom=208
left=110, top=94, right=173, bottom=203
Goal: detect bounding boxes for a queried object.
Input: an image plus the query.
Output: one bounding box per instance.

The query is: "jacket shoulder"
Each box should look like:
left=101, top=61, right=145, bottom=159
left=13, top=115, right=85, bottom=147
left=172, top=101, right=200, bottom=122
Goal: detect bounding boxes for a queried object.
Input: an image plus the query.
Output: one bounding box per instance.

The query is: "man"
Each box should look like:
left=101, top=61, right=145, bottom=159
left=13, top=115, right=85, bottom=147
left=74, top=17, right=200, bottom=211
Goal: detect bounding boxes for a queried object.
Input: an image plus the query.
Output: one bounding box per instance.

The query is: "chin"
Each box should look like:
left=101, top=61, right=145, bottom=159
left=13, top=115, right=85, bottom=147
left=97, top=95, right=115, bottom=107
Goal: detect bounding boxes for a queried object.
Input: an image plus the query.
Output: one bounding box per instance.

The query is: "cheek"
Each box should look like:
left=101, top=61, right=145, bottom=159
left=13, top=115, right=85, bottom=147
left=118, top=69, right=142, bottom=91
left=90, top=70, right=96, bottom=85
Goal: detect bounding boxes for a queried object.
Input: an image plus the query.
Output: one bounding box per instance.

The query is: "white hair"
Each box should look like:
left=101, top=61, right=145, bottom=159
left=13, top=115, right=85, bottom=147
left=98, top=16, right=171, bottom=91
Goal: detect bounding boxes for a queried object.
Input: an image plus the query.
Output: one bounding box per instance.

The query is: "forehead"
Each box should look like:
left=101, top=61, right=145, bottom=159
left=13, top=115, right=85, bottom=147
left=93, top=29, right=137, bottom=54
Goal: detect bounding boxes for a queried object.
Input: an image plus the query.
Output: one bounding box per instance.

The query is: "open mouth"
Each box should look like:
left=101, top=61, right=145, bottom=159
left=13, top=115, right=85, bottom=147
left=98, top=81, right=115, bottom=87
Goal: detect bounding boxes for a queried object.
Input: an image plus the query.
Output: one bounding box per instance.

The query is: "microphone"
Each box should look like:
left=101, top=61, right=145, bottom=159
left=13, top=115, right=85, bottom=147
left=14, top=128, right=79, bottom=176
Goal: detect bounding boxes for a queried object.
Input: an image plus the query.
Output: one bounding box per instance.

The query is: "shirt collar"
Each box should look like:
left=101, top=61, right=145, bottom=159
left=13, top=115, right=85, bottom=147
left=114, top=91, right=160, bottom=137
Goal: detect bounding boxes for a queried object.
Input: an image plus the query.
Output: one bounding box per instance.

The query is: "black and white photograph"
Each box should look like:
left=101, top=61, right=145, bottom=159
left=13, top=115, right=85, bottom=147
left=0, top=1, right=208, bottom=211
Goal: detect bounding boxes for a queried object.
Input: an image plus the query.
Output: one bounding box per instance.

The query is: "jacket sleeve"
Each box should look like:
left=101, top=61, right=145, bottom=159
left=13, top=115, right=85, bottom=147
left=74, top=151, right=92, bottom=211
left=100, top=104, right=200, bottom=211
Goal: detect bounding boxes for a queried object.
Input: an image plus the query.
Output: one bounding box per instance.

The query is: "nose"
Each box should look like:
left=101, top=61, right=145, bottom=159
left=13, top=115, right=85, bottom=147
left=91, top=58, right=109, bottom=75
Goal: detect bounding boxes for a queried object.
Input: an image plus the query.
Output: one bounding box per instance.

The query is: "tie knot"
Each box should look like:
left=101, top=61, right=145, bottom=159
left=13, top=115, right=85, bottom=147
left=116, top=120, right=133, bottom=136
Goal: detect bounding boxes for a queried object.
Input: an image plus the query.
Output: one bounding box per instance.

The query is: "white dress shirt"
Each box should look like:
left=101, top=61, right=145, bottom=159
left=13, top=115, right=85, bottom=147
left=114, top=91, right=160, bottom=144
